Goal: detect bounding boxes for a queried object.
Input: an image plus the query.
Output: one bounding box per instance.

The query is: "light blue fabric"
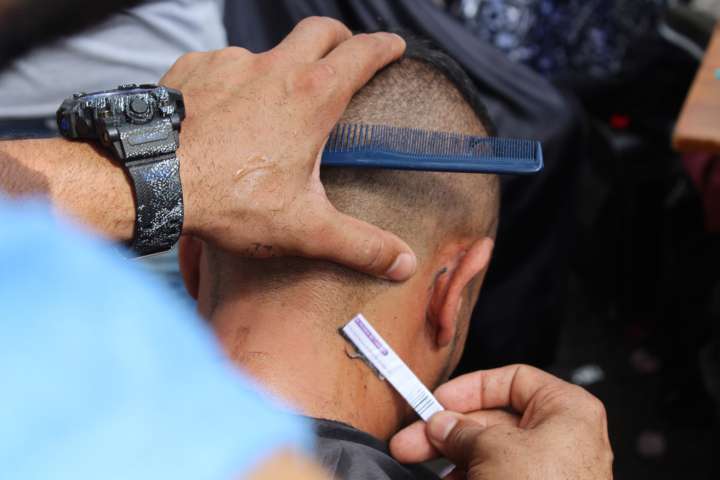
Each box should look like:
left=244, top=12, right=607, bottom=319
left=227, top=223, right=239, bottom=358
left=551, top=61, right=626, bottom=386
left=0, top=198, right=311, bottom=480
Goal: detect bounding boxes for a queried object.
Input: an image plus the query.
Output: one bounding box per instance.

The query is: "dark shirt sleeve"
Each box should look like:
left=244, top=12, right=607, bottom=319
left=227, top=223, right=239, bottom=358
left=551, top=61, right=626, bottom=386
left=312, top=418, right=440, bottom=480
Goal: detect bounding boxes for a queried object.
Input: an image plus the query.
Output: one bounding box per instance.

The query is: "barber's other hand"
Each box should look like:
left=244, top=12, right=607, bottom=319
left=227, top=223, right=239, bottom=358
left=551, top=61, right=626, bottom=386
left=161, top=18, right=416, bottom=281
left=390, top=365, right=613, bottom=480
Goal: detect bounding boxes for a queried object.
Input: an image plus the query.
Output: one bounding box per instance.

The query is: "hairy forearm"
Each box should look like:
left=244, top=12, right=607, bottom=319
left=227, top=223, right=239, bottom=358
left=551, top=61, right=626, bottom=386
left=0, top=138, right=134, bottom=241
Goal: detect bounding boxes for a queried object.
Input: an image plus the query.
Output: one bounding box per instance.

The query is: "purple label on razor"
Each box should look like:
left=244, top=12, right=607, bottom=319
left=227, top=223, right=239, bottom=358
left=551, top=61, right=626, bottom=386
left=355, top=317, right=389, bottom=356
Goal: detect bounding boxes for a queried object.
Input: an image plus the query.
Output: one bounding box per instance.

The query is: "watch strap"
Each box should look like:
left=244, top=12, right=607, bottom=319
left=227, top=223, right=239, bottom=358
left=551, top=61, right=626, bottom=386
left=126, top=153, right=184, bottom=256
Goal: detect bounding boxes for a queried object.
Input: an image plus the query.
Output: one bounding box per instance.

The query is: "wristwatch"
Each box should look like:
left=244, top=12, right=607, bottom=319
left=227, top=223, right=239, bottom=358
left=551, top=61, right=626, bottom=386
left=57, top=84, right=186, bottom=257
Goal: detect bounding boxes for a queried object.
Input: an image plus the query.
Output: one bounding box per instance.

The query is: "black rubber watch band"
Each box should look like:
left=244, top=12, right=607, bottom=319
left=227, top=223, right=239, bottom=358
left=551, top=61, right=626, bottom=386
left=57, top=84, right=186, bottom=256
left=126, top=153, right=184, bottom=256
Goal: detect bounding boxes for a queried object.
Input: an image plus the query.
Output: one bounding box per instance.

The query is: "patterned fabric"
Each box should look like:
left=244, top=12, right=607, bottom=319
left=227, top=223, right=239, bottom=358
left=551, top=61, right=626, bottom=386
left=445, top=0, right=667, bottom=77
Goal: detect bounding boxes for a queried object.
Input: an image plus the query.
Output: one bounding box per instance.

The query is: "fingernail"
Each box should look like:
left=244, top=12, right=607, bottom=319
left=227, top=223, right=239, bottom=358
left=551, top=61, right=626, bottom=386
left=389, top=32, right=406, bottom=44
left=390, top=33, right=407, bottom=53
left=428, top=412, right=460, bottom=442
left=374, top=32, right=406, bottom=51
left=385, top=253, right=417, bottom=281
left=375, top=31, right=401, bottom=41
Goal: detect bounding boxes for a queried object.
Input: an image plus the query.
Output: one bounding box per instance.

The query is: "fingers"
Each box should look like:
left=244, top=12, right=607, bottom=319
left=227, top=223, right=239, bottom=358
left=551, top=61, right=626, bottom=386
left=425, top=411, right=488, bottom=468
left=321, top=32, right=406, bottom=101
left=390, top=410, right=519, bottom=464
left=433, top=364, right=567, bottom=415
left=300, top=206, right=417, bottom=281
left=445, top=470, right=466, bottom=480
left=389, top=420, right=438, bottom=464
left=273, top=16, right=352, bottom=62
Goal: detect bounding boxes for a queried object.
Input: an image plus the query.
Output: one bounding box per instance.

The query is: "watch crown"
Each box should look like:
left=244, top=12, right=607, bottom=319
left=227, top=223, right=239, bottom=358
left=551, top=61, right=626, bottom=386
left=129, top=98, right=150, bottom=115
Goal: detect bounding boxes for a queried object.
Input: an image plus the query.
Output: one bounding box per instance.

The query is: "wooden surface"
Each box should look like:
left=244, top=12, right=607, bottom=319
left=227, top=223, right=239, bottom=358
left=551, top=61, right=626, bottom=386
left=673, top=23, right=720, bottom=153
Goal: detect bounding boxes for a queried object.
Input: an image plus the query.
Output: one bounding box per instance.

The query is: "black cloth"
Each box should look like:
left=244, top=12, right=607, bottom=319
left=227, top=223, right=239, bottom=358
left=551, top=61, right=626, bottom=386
left=311, top=418, right=440, bottom=480
left=225, top=0, right=584, bottom=369
left=0, top=117, right=58, bottom=140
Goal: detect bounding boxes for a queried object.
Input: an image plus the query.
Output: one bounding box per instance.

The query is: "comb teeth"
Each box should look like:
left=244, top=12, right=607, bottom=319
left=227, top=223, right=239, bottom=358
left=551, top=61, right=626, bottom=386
left=323, top=123, right=543, bottom=174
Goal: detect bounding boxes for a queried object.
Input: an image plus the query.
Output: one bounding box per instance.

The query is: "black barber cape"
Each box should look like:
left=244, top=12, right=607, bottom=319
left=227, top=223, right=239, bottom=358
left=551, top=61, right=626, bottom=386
left=311, top=418, right=440, bottom=480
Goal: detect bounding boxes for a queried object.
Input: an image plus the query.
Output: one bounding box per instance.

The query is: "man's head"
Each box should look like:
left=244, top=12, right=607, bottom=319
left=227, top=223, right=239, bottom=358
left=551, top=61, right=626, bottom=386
left=180, top=35, right=499, bottom=390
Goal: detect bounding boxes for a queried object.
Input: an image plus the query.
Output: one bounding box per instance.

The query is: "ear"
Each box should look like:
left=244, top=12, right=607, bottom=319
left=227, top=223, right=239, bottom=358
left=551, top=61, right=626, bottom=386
left=178, top=235, right=203, bottom=300
left=428, top=238, right=494, bottom=348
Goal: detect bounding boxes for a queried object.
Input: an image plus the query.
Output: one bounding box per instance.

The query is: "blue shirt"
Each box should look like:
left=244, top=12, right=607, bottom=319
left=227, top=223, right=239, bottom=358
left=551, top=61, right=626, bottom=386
left=0, top=198, right=311, bottom=479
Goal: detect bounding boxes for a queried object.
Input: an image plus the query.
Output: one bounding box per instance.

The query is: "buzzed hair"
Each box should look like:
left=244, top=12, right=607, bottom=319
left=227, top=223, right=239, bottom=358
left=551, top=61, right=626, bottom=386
left=322, top=32, right=499, bottom=258
left=401, top=31, right=496, bottom=136
left=206, top=34, right=500, bottom=308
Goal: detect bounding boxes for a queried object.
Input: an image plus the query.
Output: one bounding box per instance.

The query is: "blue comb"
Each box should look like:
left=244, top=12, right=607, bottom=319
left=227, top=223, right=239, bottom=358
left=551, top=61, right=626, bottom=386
left=322, top=123, right=543, bottom=174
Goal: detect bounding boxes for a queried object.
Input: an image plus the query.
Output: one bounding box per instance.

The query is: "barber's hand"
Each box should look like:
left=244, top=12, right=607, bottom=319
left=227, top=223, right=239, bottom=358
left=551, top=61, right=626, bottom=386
left=390, top=365, right=613, bottom=480
left=160, top=18, right=416, bottom=281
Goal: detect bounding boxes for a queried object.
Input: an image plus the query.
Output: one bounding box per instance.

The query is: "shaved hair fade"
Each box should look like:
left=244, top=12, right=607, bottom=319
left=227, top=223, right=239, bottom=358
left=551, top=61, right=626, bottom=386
left=205, top=33, right=501, bottom=313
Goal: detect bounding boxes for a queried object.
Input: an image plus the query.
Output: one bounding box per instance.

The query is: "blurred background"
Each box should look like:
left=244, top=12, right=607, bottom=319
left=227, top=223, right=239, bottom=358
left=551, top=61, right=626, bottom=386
left=445, top=3, right=720, bottom=478
left=2, top=0, right=719, bottom=478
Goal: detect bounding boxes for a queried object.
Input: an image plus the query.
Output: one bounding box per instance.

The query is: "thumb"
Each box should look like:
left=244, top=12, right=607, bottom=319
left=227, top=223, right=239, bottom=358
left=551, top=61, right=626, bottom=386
left=427, top=411, right=487, bottom=468
left=304, top=207, right=417, bottom=281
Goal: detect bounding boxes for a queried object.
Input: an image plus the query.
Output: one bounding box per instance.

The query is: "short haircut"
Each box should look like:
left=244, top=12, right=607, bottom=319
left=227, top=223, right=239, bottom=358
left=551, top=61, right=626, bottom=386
left=206, top=33, right=500, bottom=311
left=322, top=32, right=499, bottom=256
left=400, top=31, right=496, bottom=136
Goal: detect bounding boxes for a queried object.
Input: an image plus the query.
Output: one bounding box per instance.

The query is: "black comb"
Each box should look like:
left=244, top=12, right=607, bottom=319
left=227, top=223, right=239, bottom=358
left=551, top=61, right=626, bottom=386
left=322, top=123, right=543, bottom=174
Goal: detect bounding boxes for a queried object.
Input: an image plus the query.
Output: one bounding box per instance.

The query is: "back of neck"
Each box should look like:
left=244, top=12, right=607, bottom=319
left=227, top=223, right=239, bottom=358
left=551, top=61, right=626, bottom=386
left=208, top=298, right=412, bottom=440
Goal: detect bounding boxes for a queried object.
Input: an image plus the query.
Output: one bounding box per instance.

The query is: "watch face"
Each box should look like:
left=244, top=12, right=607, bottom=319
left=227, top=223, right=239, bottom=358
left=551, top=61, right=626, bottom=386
left=74, top=84, right=156, bottom=101
left=57, top=84, right=185, bottom=142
